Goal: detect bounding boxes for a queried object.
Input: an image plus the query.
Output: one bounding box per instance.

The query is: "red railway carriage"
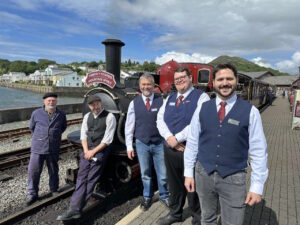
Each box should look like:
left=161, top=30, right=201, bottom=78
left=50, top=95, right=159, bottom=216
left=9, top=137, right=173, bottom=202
left=156, top=60, right=214, bottom=93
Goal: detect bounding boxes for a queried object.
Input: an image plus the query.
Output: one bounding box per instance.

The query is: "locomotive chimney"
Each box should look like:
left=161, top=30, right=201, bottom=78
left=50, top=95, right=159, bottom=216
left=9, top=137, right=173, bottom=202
left=102, top=39, right=125, bottom=85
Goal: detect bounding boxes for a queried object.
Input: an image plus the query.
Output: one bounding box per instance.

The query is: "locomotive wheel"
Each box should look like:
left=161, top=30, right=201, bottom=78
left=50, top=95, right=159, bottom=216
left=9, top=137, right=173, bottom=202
left=115, top=161, right=132, bottom=184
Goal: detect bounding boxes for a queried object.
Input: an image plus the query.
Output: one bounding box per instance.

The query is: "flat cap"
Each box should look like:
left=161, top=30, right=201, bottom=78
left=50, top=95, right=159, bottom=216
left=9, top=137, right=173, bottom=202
left=43, top=92, right=58, bottom=99
left=87, top=95, right=101, bottom=104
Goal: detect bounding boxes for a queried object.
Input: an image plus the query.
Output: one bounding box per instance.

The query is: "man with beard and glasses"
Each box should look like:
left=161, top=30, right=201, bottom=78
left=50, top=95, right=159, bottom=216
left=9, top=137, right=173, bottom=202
left=125, top=73, right=169, bottom=211
left=157, top=67, right=210, bottom=225
left=184, top=63, right=268, bottom=225
left=27, top=92, right=67, bottom=205
left=57, top=95, right=116, bottom=221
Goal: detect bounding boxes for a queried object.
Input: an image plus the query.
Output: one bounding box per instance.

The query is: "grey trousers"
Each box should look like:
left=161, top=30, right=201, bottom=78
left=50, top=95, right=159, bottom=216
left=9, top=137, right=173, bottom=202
left=195, top=161, right=247, bottom=225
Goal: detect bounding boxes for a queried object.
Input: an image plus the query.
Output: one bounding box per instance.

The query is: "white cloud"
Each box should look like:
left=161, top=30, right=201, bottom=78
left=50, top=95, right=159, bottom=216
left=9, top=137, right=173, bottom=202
left=0, top=39, right=102, bottom=63
left=155, top=51, right=216, bottom=65
left=252, top=57, right=272, bottom=68
left=276, top=52, right=300, bottom=75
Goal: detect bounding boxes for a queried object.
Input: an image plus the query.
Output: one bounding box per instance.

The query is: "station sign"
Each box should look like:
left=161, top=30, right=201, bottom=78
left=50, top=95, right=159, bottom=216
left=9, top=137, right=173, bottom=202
left=292, top=90, right=300, bottom=129
left=86, top=70, right=116, bottom=89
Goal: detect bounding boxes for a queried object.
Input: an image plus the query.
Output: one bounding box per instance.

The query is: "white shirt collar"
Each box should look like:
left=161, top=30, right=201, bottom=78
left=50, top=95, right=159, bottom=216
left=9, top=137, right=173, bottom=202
left=177, top=86, right=194, bottom=99
left=142, top=93, right=154, bottom=102
left=216, top=94, right=237, bottom=107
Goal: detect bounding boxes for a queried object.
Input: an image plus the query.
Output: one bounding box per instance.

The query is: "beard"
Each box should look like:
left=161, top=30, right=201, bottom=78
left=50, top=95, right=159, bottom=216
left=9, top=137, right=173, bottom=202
left=214, top=85, right=236, bottom=99
left=45, top=105, right=56, bottom=111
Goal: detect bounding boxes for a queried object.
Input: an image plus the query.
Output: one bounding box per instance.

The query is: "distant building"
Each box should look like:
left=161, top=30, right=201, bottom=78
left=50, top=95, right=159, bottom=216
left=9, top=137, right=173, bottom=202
left=53, top=72, right=84, bottom=87
left=9, top=72, right=26, bottom=82
left=0, top=74, right=11, bottom=82
left=239, top=71, right=275, bottom=80
left=43, top=65, right=73, bottom=85
left=29, top=70, right=46, bottom=84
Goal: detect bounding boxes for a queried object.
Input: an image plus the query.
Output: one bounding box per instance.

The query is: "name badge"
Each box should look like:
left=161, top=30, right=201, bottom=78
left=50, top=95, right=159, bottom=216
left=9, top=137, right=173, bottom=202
left=151, top=108, right=158, bottom=112
left=228, top=118, right=240, bottom=126
left=169, top=102, right=175, bottom=106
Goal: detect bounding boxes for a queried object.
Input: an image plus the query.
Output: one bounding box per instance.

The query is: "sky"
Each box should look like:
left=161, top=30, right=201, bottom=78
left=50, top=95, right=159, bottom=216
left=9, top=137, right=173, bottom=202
left=1, top=0, right=300, bottom=74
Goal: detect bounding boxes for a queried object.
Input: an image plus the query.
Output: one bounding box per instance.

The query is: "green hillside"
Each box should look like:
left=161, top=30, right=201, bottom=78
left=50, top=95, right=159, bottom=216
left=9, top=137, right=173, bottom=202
left=209, top=55, right=290, bottom=76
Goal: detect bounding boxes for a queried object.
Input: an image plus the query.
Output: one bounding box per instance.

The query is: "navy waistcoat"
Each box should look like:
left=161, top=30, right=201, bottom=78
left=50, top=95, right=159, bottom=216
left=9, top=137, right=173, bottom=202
left=134, top=95, right=163, bottom=144
left=198, top=98, right=252, bottom=177
left=164, top=89, right=203, bottom=134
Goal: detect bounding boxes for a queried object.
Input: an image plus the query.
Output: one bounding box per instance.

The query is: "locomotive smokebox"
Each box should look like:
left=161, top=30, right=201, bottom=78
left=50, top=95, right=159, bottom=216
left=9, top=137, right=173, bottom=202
left=102, top=39, right=125, bottom=85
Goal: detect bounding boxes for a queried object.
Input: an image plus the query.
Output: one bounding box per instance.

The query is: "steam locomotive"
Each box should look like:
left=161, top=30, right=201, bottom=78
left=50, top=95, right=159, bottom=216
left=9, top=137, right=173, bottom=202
left=66, top=39, right=272, bottom=193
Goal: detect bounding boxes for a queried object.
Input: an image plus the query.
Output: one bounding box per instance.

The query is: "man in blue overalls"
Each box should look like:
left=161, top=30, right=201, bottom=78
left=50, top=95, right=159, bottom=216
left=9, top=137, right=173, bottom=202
left=27, top=92, right=67, bottom=205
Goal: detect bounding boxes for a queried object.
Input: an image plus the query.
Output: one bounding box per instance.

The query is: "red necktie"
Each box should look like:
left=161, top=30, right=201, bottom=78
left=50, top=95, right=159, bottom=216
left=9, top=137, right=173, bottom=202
left=218, top=101, right=227, bottom=122
left=176, top=95, right=184, bottom=107
left=146, top=98, right=150, bottom=111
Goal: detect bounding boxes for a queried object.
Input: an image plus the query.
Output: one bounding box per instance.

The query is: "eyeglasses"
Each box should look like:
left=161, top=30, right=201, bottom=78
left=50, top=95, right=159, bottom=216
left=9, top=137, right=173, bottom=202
left=174, top=75, right=188, bottom=83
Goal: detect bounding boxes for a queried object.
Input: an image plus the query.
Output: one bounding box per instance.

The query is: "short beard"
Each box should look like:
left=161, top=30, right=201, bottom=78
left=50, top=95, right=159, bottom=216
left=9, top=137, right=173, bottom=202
left=45, top=105, right=56, bottom=112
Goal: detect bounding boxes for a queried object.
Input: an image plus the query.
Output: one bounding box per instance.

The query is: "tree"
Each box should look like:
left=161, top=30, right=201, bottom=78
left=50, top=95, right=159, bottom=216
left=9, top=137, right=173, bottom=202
left=9, top=60, right=27, bottom=72
left=37, top=59, right=56, bottom=69
left=0, top=59, right=10, bottom=74
left=89, top=61, right=98, bottom=68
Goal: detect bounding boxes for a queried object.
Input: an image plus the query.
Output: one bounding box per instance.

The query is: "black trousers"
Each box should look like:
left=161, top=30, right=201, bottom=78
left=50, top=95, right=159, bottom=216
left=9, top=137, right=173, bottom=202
left=164, top=145, right=201, bottom=224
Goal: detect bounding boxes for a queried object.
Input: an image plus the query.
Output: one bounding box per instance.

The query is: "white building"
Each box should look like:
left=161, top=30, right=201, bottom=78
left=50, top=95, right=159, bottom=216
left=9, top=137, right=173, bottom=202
left=53, top=71, right=84, bottom=87
left=9, top=72, right=26, bottom=82
left=43, top=65, right=73, bottom=85
left=0, top=74, right=11, bottom=82
left=29, top=70, right=45, bottom=84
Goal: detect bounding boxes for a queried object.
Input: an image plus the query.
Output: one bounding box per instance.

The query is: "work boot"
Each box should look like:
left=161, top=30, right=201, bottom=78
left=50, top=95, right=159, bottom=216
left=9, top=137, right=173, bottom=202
left=140, top=198, right=152, bottom=211
left=56, top=210, right=82, bottom=221
left=26, top=195, right=37, bottom=206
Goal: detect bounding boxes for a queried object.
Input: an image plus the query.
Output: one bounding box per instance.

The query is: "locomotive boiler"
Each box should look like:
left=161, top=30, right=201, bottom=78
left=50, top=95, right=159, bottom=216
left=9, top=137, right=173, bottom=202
left=67, top=39, right=141, bottom=192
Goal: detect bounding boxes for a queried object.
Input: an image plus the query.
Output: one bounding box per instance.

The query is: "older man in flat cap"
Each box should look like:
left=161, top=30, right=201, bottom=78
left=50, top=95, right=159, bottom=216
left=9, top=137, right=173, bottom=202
left=57, top=94, right=116, bottom=221
left=27, top=92, right=67, bottom=205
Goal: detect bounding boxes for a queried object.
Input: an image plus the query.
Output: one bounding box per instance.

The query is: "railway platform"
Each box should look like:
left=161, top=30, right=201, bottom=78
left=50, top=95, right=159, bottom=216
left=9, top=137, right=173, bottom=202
left=117, top=97, right=300, bottom=225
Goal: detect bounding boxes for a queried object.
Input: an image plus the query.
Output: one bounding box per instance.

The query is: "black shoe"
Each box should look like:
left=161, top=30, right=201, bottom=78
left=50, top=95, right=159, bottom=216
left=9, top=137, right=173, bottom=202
left=26, top=196, right=37, bottom=206
left=140, top=198, right=152, bottom=211
left=157, top=214, right=182, bottom=225
left=56, top=210, right=82, bottom=221
left=160, top=198, right=169, bottom=208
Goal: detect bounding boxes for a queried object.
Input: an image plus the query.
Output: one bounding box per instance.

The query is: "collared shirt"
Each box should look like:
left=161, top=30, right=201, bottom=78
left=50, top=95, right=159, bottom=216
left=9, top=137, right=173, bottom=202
left=80, top=109, right=116, bottom=145
left=184, top=94, right=268, bottom=195
left=125, top=93, right=155, bottom=151
left=157, top=87, right=210, bottom=142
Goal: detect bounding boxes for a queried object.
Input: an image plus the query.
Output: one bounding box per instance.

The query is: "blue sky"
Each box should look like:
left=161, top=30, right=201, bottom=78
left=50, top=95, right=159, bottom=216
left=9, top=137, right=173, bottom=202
left=1, top=0, right=300, bottom=74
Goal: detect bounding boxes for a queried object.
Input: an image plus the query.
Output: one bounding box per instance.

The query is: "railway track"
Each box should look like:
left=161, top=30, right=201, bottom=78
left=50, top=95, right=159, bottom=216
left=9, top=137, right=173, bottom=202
left=0, top=140, right=80, bottom=170
left=0, top=185, right=75, bottom=225
left=0, top=118, right=82, bottom=141
left=0, top=178, right=142, bottom=225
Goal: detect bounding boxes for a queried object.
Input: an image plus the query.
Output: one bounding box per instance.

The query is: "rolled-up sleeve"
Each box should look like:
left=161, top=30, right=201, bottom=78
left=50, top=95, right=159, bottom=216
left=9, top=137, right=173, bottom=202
left=101, top=113, right=117, bottom=145
left=80, top=113, right=90, bottom=141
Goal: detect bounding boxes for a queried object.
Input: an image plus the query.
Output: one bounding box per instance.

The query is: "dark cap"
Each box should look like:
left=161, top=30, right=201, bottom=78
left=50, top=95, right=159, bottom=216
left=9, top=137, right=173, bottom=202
left=87, top=95, right=101, bottom=104
left=43, top=92, right=58, bottom=99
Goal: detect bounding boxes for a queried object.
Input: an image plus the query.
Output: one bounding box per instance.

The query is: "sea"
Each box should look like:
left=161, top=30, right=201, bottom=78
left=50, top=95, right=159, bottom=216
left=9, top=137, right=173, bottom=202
left=0, top=86, right=83, bottom=110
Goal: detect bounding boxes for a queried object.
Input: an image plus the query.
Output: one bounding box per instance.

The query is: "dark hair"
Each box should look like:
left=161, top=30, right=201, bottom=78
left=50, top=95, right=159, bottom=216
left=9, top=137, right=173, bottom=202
left=212, top=63, right=237, bottom=79
left=174, top=66, right=191, bottom=76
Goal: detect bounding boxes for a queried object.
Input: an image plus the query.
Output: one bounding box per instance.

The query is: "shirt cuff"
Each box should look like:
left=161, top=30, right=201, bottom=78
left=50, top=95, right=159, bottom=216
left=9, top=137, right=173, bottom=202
left=175, top=133, right=185, bottom=143
left=184, top=168, right=194, bottom=178
left=126, top=145, right=133, bottom=152
left=249, top=182, right=264, bottom=195
left=164, top=132, right=173, bottom=141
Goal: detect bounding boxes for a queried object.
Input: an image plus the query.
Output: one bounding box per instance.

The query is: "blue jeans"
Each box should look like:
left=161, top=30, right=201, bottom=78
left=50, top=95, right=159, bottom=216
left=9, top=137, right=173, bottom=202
left=135, top=139, right=168, bottom=200
left=195, top=161, right=246, bottom=225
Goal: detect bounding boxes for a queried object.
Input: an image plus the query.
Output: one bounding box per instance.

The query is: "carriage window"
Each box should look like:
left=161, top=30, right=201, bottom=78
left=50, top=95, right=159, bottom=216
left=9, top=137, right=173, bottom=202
left=198, top=69, right=210, bottom=83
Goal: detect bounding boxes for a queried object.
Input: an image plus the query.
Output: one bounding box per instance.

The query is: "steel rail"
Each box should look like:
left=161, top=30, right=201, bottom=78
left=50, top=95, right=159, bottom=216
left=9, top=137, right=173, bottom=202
left=0, top=118, right=82, bottom=141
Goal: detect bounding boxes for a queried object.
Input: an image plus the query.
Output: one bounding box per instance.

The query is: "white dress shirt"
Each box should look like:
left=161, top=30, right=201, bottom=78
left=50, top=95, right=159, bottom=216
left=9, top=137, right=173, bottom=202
left=157, top=87, right=210, bottom=142
left=125, top=93, right=155, bottom=151
left=184, top=94, right=268, bottom=195
left=80, top=109, right=117, bottom=145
